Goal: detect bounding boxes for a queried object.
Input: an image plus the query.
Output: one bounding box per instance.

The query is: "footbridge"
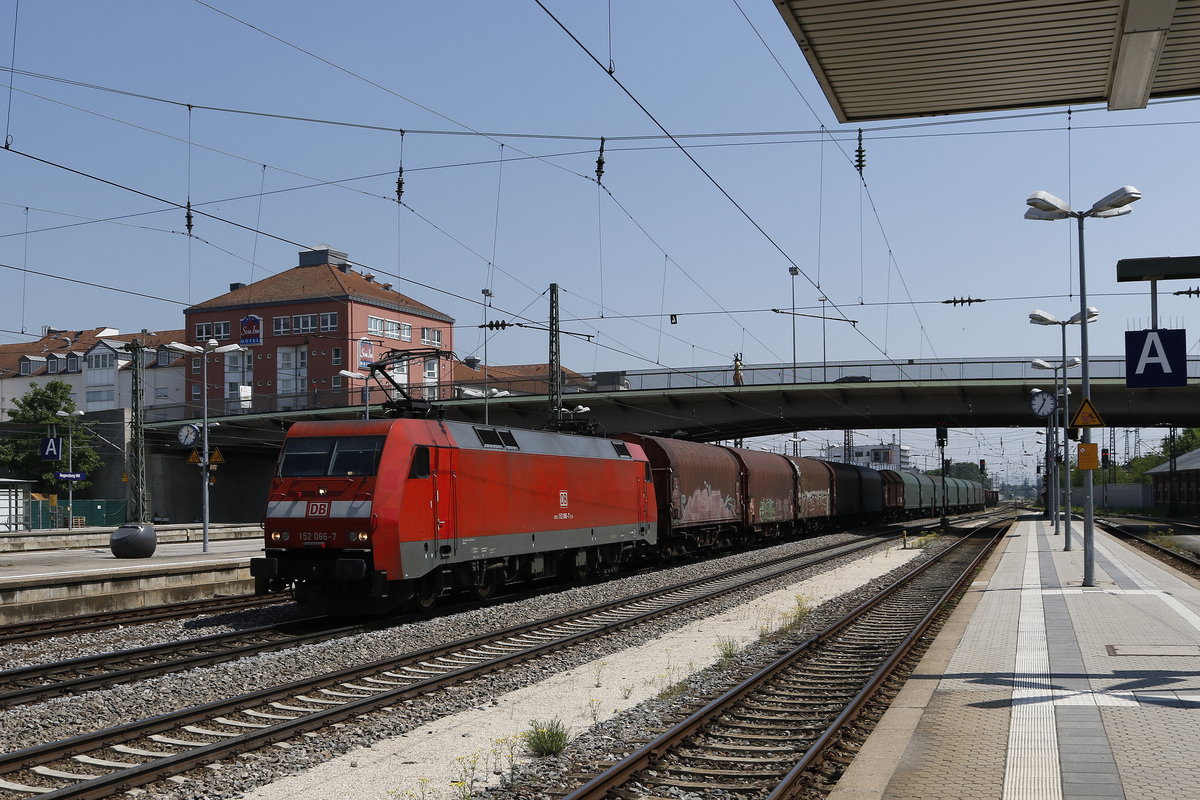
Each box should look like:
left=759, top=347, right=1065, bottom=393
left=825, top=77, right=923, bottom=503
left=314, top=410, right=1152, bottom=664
left=149, top=355, right=1200, bottom=450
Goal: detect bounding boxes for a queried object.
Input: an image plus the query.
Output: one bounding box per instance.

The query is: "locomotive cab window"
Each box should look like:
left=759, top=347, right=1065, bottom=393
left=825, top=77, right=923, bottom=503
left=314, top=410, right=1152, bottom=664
left=409, top=446, right=431, bottom=478
left=278, top=436, right=386, bottom=477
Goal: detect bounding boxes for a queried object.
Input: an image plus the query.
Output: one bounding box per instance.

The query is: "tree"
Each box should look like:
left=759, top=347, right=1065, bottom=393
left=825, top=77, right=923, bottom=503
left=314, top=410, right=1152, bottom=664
left=0, top=380, right=102, bottom=494
left=1163, top=428, right=1200, bottom=460
left=925, top=460, right=993, bottom=489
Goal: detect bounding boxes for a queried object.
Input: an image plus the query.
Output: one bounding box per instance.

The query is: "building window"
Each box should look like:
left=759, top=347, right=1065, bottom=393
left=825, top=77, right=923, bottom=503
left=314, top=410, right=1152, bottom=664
left=191, top=357, right=201, bottom=374
left=421, top=327, right=441, bottom=346
left=47, top=357, right=60, bottom=374
left=401, top=322, right=412, bottom=342
left=191, top=384, right=201, bottom=401
left=156, top=349, right=170, bottom=367
left=86, top=389, right=115, bottom=403
left=154, top=387, right=170, bottom=399
left=66, top=355, right=80, bottom=372
left=273, top=317, right=291, bottom=336
left=332, top=376, right=343, bottom=389
left=194, top=321, right=230, bottom=340
left=293, top=314, right=318, bottom=334
left=367, top=317, right=384, bottom=337
left=423, top=357, right=438, bottom=382
left=385, top=320, right=401, bottom=339
left=331, top=347, right=342, bottom=366
left=319, top=312, right=338, bottom=332
left=86, top=351, right=115, bottom=369
left=19, top=360, right=30, bottom=376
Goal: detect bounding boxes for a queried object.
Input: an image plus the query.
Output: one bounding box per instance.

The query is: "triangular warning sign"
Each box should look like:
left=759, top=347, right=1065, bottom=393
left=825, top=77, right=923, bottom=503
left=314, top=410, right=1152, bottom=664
left=187, top=448, right=201, bottom=464
left=1070, top=398, right=1106, bottom=428
left=210, top=447, right=226, bottom=465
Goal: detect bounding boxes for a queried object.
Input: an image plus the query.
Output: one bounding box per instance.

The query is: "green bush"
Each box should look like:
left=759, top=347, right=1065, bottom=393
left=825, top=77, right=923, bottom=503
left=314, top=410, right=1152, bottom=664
left=523, top=718, right=571, bottom=756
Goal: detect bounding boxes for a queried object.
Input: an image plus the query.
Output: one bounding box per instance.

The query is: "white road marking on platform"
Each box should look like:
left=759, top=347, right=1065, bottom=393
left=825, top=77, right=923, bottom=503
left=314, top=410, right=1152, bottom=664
left=1094, top=540, right=1200, bottom=635
left=1002, top=524, right=1062, bottom=800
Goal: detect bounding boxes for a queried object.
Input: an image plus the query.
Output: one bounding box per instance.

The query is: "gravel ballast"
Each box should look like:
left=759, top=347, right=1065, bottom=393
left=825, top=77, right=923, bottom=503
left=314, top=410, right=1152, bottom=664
left=0, top=528, right=957, bottom=799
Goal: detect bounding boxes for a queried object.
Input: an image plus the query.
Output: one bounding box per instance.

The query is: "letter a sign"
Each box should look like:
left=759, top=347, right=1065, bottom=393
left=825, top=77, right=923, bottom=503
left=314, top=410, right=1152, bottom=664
left=1125, top=329, right=1187, bottom=388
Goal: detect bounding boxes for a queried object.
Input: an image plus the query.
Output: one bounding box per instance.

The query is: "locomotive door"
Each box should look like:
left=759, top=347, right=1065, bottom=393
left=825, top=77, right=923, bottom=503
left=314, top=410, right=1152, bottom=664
left=430, top=446, right=457, bottom=558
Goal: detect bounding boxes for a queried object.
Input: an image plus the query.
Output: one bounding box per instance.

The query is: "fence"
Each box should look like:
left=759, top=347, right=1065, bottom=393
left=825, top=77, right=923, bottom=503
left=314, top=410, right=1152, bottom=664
left=28, top=499, right=129, bottom=530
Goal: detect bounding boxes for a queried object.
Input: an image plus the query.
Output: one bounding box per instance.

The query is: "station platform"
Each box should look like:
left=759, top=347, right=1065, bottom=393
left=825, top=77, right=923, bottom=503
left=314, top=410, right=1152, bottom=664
left=830, top=515, right=1200, bottom=800
left=0, top=533, right=264, bottom=625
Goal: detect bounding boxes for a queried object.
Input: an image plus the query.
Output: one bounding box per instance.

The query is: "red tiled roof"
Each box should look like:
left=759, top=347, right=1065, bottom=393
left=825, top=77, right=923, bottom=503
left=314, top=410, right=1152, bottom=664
left=0, top=328, right=187, bottom=377
left=186, top=262, right=453, bottom=323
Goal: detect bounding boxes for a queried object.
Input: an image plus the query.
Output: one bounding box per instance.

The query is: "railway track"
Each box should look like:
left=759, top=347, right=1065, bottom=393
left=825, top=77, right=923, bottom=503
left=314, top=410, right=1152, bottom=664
left=0, top=523, right=953, bottom=710
left=1096, top=516, right=1200, bottom=574
left=0, top=617, right=386, bottom=708
left=560, top=520, right=1007, bottom=800
left=0, top=594, right=289, bottom=647
left=0, top=531, right=907, bottom=799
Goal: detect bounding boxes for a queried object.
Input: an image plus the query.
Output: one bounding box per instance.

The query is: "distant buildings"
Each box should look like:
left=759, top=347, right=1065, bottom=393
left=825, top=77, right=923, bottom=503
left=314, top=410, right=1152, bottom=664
left=823, top=441, right=913, bottom=471
left=182, top=245, right=456, bottom=415
left=0, top=245, right=458, bottom=421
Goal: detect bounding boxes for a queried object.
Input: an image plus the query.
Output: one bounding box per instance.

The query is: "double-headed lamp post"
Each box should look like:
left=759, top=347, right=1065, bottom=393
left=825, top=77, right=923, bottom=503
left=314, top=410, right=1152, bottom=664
left=1031, top=307, right=1090, bottom=550
left=168, top=338, right=245, bottom=553
left=338, top=370, right=371, bottom=419
left=55, top=409, right=84, bottom=530
left=1025, top=185, right=1140, bottom=586
left=790, top=436, right=807, bottom=457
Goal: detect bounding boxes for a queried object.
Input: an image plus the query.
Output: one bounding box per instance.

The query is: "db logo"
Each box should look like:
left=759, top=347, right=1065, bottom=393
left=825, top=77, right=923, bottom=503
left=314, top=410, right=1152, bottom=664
left=559, top=491, right=569, bottom=508
left=307, top=501, right=331, bottom=517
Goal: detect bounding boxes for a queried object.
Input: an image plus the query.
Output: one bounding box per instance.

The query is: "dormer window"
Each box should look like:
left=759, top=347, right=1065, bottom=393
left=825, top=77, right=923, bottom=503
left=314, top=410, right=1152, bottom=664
left=47, top=355, right=61, bottom=374
left=66, top=354, right=81, bottom=372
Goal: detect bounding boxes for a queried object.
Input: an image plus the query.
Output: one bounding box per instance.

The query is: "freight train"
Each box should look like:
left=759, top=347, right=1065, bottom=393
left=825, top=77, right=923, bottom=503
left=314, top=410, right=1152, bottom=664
left=250, top=418, right=992, bottom=613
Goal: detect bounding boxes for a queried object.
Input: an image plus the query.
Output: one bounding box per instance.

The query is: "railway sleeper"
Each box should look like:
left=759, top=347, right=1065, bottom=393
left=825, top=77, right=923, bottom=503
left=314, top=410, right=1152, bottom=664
left=675, top=750, right=802, bottom=765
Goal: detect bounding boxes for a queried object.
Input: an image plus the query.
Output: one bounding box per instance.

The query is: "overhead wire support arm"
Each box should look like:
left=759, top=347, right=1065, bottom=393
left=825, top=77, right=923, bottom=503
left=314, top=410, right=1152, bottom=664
left=771, top=308, right=858, bottom=327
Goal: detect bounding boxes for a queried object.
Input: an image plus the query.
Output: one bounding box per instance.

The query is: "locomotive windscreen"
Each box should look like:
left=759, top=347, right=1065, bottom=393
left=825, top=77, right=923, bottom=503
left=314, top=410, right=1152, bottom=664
left=278, top=436, right=386, bottom=477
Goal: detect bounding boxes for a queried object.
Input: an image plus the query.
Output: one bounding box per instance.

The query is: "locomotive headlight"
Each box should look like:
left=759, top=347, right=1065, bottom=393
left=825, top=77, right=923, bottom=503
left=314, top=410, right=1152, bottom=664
left=353, top=531, right=369, bottom=542
left=270, top=531, right=282, bottom=542
left=317, top=487, right=328, bottom=496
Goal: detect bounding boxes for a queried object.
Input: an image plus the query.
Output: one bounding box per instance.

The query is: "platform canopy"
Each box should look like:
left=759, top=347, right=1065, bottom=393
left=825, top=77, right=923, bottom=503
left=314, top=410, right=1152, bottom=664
left=773, top=0, right=1200, bottom=122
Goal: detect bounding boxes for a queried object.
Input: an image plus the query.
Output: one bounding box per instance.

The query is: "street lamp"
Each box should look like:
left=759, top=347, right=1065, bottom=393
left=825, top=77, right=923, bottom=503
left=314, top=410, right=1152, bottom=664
left=338, top=370, right=371, bottom=419
left=55, top=409, right=84, bottom=530
left=788, top=266, right=799, bottom=383
left=1030, top=313, right=1087, bottom=551
left=1025, top=185, right=1139, bottom=586
left=168, top=338, right=245, bottom=553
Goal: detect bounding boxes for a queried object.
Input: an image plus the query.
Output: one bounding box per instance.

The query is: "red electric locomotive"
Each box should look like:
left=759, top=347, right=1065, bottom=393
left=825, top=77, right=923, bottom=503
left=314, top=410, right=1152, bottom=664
left=252, top=418, right=656, bottom=613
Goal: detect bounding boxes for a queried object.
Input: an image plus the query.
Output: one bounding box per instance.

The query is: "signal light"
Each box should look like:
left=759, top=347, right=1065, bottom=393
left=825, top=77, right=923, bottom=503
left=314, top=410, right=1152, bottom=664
left=936, top=426, right=948, bottom=446
left=979, top=459, right=986, bottom=472
left=1101, top=449, right=1111, bottom=468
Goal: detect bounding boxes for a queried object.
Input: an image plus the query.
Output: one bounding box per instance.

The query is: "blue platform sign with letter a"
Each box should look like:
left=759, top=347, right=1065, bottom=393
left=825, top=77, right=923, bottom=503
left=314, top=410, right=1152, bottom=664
left=40, top=437, right=63, bottom=461
left=1125, top=329, right=1187, bottom=388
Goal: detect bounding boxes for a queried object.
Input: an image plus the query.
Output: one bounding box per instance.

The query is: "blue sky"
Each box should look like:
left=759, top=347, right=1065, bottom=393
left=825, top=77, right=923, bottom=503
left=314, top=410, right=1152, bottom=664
left=2, top=1, right=1195, bottom=479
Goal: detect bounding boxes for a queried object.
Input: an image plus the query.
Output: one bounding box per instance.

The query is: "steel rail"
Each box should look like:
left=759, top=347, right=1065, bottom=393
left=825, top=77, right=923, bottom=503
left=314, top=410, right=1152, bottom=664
left=1095, top=519, right=1200, bottom=571
left=0, top=594, right=288, bottom=646
left=0, top=534, right=901, bottom=799
left=765, top=521, right=1007, bottom=799
left=0, top=617, right=389, bottom=707
left=561, top=522, right=1007, bottom=800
